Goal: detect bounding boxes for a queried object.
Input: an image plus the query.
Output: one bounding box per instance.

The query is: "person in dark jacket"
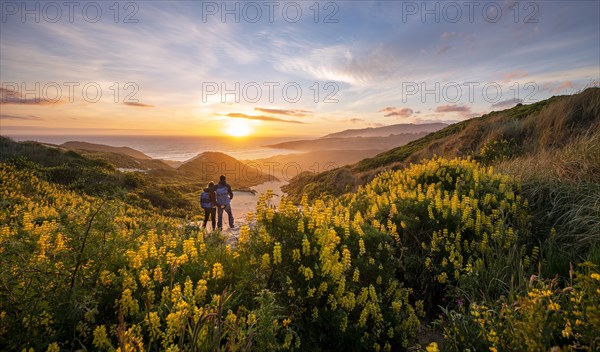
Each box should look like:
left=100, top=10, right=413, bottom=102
left=215, top=175, right=234, bottom=230
left=200, top=181, right=217, bottom=231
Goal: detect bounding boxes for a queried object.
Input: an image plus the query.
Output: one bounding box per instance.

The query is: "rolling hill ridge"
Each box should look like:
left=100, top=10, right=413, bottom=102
left=321, top=122, right=447, bottom=138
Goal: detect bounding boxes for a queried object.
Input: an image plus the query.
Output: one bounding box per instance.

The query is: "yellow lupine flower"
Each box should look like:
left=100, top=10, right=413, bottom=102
left=247, top=313, right=257, bottom=325
left=426, top=342, right=439, bottom=352
left=353, top=268, right=360, bottom=282
left=358, top=239, right=366, bottom=256
left=261, top=253, right=271, bottom=269
left=153, top=266, right=164, bottom=283
left=302, top=236, right=311, bottom=256
left=139, top=269, right=152, bottom=288
left=548, top=300, right=560, bottom=311
left=342, top=248, right=352, bottom=269
left=273, top=242, right=282, bottom=265
left=93, top=325, right=112, bottom=350
left=212, top=262, right=224, bottom=279
left=292, top=248, right=301, bottom=262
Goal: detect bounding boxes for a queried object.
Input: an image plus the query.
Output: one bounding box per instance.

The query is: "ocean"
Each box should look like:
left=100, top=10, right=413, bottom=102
left=6, top=135, right=305, bottom=162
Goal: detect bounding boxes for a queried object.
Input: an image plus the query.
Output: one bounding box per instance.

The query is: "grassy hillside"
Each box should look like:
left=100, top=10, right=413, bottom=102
left=284, top=88, right=600, bottom=200
left=0, top=137, right=195, bottom=215
left=0, top=138, right=275, bottom=218
left=178, top=151, right=275, bottom=186
left=61, top=141, right=153, bottom=160
left=64, top=148, right=174, bottom=172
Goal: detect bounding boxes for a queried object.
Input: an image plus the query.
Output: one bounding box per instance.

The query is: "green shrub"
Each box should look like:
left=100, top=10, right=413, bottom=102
left=440, top=263, right=600, bottom=351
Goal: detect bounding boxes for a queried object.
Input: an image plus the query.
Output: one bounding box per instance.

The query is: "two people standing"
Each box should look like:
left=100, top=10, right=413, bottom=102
left=201, top=175, right=234, bottom=231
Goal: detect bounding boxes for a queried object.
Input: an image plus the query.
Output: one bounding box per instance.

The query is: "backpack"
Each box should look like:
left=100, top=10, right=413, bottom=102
left=200, top=192, right=213, bottom=208
left=216, top=185, right=230, bottom=206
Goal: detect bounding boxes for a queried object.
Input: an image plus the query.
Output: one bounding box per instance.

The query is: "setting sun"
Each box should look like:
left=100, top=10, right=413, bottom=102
left=224, top=119, right=253, bottom=137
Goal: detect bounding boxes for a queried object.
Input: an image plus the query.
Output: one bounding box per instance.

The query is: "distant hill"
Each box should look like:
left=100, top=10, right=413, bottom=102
left=321, top=123, right=447, bottom=139
left=61, top=141, right=152, bottom=160
left=247, top=149, right=383, bottom=181
left=162, top=160, right=184, bottom=168
left=264, top=133, right=429, bottom=151
left=68, top=149, right=174, bottom=172
left=0, top=137, right=277, bottom=215
left=178, top=151, right=276, bottom=186
left=283, top=88, right=600, bottom=201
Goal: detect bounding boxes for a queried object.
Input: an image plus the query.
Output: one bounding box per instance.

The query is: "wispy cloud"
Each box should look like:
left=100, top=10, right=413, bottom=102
left=0, top=88, right=60, bottom=105
left=542, top=81, right=576, bottom=94
left=435, top=105, right=471, bottom=113
left=440, top=32, right=456, bottom=41
left=0, top=1, right=597, bottom=134
left=437, top=45, right=452, bottom=56
left=124, top=102, right=155, bottom=108
left=0, top=114, right=43, bottom=120
left=254, top=108, right=310, bottom=117
left=221, top=113, right=306, bottom=124
left=502, top=70, right=528, bottom=82
left=435, top=104, right=478, bottom=118
left=379, top=107, right=413, bottom=118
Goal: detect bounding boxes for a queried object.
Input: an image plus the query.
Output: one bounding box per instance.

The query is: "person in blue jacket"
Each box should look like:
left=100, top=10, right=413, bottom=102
left=215, top=175, right=234, bottom=230
left=200, top=182, right=217, bottom=231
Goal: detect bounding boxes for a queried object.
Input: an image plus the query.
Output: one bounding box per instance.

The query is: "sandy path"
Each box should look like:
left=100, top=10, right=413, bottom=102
left=217, top=180, right=287, bottom=244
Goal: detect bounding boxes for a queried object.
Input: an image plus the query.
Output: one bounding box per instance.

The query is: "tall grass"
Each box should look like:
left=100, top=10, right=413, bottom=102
left=497, top=131, right=600, bottom=274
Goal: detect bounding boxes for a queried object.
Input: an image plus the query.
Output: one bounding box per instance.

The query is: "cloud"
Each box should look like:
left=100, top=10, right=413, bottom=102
left=0, top=87, right=60, bottom=105
left=0, top=114, right=43, bottom=120
left=0, top=88, right=20, bottom=98
left=491, top=98, right=523, bottom=109
left=379, top=107, right=414, bottom=118
left=254, top=108, right=310, bottom=117
left=271, top=41, right=404, bottom=87
left=435, top=105, right=470, bottom=113
left=435, top=104, right=478, bottom=118
left=348, top=118, right=364, bottom=123
left=437, top=45, right=451, bottom=56
left=542, top=81, right=576, bottom=93
left=502, top=70, right=528, bottom=82
left=440, top=32, right=456, bottom=41
left=222, top=113, right=306, bottom=124
left=123, top=102, right=155, bottom=108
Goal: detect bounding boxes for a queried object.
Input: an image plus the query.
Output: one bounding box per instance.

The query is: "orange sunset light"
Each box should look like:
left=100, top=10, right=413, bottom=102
left=223, top=118, right=253, bottom=137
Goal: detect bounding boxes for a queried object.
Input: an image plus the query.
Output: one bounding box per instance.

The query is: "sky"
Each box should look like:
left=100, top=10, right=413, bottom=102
left=1, top=0, right=599, bottom=137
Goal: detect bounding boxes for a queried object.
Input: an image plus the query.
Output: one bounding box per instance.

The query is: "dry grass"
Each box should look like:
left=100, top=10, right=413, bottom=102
left=496, top=131, right=600, bottom=184
left=497, top=131, right=600, bottom=267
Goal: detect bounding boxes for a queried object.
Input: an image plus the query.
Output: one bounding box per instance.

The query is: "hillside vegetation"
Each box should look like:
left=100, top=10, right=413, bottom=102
left=1, top=154, right=598, bottom=351
left=0, top=138, right=274, bottom=218
left=1, top=89, right=599, bottom=351
left=61, top=141, right=154, bottom=160
left=284, top=87, right=600, bottom=200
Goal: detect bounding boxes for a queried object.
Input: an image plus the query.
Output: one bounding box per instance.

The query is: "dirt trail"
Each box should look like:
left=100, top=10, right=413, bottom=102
left=216, top=180, right=287, bottom=245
